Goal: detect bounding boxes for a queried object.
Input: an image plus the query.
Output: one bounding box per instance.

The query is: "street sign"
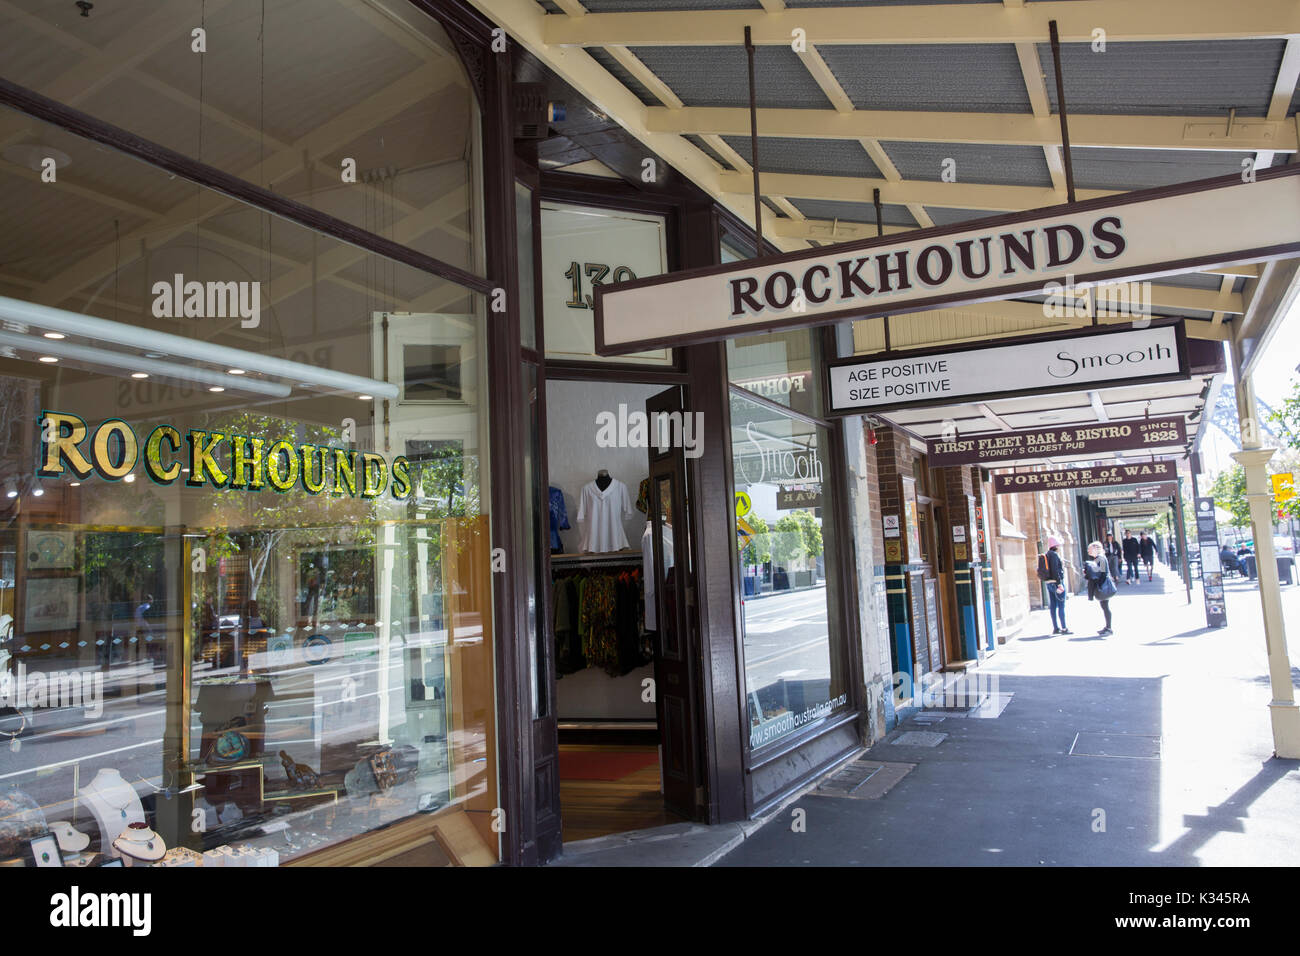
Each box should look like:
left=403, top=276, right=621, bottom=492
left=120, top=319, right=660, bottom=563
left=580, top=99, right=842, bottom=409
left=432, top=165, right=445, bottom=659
left=736, top=516, right=756, bottom=551
left=1273, top=472, right=1295, bottom=517
left=734, top=491, right=752, bottom=517
left=594, top=166, right=1300, bottom=355
left=1194, top=496, right=1228, bottom=628
left=928, top=416, right=1187, bottom=466
left=992, top=460, right=1177, bottom=494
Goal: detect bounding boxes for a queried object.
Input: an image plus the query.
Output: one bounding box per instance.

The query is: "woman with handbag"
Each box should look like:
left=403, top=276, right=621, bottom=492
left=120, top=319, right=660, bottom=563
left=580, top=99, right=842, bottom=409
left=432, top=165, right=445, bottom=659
left=1085, top=541, right=1117, bottom=636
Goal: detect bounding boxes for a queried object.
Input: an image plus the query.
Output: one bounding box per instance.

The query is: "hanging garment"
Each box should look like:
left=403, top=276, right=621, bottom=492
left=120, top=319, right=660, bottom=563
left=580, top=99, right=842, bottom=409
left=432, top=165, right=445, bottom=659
left=548, top=486, right=571, bottom=552
left=554, top=578, right=585, bottom=675
left=635, top=477, right=651, bottom=516
left=577, top=478, right=634, bottom=552
left=641, top=520, right=675, bottom=631
left=578, top=574, right=619, bottom=673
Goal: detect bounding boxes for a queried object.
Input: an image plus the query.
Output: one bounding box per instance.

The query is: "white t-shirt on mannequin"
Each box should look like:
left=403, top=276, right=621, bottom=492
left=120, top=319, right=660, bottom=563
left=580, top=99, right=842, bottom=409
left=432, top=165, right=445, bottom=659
left=79, top=768, right=145, bottom=859
left=577, top=478, right=634, bottom=552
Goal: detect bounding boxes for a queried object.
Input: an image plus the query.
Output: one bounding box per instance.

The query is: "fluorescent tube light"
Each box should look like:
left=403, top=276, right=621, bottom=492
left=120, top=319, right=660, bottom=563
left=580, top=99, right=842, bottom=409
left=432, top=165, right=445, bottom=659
left=0, top=330, right=291, bottom=398
left=0, top=294, right=398, bottom=399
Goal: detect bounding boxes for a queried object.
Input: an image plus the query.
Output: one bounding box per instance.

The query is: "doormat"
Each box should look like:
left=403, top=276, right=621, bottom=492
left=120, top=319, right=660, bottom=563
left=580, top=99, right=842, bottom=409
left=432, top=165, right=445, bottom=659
left=888, top=730, right=948, bottom=747
left=816, top=760, right=914, bottom=800
left=1068, top=732, right=1161, bottom=760
left=558, top=749, right=660, bottom=781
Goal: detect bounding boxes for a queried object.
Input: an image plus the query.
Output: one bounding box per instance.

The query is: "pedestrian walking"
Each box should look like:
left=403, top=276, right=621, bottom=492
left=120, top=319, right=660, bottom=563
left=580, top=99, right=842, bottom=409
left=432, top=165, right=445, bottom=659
left=1037, top=535, right=1071, bottom=635
left=1104, top=532, right=1122, bottom=583
left=1122, top=530, right=1140, bottom=583
left=1085, top=541, right=1117, bottom=635
left=1139, top=532, right=1155, bottom=581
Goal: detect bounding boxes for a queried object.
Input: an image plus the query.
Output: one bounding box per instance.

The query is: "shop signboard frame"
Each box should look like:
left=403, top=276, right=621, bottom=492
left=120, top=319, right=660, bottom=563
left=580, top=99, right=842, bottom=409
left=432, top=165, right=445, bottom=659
left=824, top=320, right=1188, bottom=416
left=593, top=166, right=1300, bottom=356
left=992, top=460, right=1178, bottom=494
left=1194, top=496, right=1228, bottom=628
left=927, top=416, right=1187, bottom=466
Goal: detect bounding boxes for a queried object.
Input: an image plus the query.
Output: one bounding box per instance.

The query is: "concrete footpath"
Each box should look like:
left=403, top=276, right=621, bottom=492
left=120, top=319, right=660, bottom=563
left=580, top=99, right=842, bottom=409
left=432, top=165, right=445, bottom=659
left=718, top=565, right=1300, bottom=867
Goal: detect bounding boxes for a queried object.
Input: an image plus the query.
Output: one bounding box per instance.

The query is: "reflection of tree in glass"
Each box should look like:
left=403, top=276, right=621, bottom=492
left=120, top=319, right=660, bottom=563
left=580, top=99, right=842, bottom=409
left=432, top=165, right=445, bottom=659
left=410, top=443, right=480, bottom=517
left=1209, top=465, right=1250, bottom=529
left=790, top=510, right=822, bottom=561
left=741, top=514, right=771, bottom=567
left=772, top=515, right=805, bottom=568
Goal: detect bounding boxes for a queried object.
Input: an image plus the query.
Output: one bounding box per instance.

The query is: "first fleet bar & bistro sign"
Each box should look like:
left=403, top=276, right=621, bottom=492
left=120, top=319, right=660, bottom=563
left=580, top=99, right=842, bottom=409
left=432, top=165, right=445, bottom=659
left=928, top=415, right=1187, bottom=466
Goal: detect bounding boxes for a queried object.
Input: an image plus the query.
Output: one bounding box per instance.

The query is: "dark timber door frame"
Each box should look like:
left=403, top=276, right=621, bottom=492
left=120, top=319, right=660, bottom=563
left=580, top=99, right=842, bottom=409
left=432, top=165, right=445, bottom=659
left=646, top=386, right=707, bottom=818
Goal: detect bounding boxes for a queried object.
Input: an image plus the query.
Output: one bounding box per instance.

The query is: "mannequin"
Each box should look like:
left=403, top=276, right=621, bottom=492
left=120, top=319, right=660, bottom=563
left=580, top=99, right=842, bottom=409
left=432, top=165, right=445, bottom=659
left=78, top=768, right=145, bottom=859
left=595, top=468, right=612, bottom=491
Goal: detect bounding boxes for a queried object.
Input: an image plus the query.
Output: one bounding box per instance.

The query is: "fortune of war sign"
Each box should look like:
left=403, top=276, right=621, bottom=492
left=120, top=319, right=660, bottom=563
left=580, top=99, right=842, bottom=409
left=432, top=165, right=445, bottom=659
left=928, top=415, right=1187, bottom=466
left=992, top=460, right=1177, bottom=494
left=593, top=166, right=1300, bottom=355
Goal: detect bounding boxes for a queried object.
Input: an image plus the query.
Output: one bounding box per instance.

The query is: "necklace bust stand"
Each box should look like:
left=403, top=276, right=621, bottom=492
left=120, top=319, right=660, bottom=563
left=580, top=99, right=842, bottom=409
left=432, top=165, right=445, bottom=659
left=78, top=768, right=145, bottom=859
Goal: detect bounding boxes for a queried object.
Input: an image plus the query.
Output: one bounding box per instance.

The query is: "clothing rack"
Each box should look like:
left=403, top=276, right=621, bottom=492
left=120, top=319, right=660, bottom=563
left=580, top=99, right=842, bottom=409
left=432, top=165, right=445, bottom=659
left=551, top=549, right=642, bottom=569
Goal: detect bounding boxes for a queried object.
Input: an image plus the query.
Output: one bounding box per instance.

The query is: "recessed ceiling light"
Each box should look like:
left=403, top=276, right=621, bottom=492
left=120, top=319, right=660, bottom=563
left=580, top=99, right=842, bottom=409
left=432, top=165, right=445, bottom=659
left=4, top=490, right=15, bottom=499
left=38, top=356, right=58, bottom=363
left=32, top=488, right=44, bottom=496
left=70, top=482, right=80, bottom=488
left=227, top=368, right=246, bottom=375
left=208, top=386, right=225, bottom=393
left=123, top=474, right=136, bottom=483
left=181, top=468, right=190, bottom=474
left=358, top=394, right=373, bottom=401
left=131, top=372, right=149, bottom=379
left=43, top=332, right=65, bottom=340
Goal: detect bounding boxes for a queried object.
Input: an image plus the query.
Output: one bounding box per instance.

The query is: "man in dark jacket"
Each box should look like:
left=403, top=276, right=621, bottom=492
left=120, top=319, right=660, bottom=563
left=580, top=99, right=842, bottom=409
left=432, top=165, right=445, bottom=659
left=1122, top=530, right=1140, bottom=583
left=1138, top=532, right=1156, bottom=580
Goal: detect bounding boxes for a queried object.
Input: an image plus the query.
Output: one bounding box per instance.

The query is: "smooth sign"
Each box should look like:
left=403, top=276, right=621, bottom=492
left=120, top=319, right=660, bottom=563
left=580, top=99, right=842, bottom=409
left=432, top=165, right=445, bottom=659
left=993, top=460, right=1177, bottom=494
left=829, top=322, right=1184, bottom=414
left=593, top=166, right=1300, bottom=354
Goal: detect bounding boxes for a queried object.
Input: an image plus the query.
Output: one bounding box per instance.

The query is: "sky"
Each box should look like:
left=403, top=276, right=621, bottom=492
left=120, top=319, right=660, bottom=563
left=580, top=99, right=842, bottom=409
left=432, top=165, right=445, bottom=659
left=1199, top=288, right=1300, bottom=476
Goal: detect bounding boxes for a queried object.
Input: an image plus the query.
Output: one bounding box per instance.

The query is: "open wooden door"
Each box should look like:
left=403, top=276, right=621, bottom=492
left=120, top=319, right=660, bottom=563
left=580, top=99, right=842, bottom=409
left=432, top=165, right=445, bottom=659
left=645, top=386, right=706, bottom=819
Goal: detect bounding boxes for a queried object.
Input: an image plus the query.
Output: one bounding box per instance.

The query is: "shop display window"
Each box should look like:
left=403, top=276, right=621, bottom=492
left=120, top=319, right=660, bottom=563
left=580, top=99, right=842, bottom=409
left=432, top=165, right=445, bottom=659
left=0, top=5, right=498, bottom=863
left=729, top=391, right=849, bottom=752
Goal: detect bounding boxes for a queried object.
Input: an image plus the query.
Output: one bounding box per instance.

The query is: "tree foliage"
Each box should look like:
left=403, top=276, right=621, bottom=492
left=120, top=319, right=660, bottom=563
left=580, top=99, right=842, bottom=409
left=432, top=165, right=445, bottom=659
left=1209, top=464, right=1250, bottom=529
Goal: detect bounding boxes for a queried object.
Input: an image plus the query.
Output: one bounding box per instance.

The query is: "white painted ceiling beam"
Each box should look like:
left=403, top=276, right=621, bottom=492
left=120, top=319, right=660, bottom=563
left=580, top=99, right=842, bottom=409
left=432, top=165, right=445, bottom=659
left=717, top=169, right=1115, bottom=208
left=542, top=2, right=1300, bottom=47
left=644, top=107, right=1298, bottom=153
left=467, top=0, right=801, bottom=252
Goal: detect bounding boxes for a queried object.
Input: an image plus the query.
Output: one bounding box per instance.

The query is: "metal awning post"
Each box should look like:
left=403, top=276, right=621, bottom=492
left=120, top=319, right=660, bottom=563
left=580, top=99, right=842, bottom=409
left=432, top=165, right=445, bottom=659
left=745, top=25, right=763, bottom=253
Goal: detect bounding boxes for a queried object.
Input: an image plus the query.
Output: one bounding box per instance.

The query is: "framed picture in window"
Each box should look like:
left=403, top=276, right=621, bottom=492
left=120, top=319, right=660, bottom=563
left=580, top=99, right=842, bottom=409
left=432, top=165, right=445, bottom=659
left=23, top=576, right=79, bottom=633
left=25, top=530, right=75, bottom=570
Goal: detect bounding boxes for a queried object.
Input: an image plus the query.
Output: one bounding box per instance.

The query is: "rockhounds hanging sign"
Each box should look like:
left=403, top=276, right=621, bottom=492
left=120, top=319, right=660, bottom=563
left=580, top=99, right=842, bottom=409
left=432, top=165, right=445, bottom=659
left=992, top=460, right=1177, bottom=494
left=593, top=166, right=1300, bottom=354
left=928, top=415, right=1187, bottom=466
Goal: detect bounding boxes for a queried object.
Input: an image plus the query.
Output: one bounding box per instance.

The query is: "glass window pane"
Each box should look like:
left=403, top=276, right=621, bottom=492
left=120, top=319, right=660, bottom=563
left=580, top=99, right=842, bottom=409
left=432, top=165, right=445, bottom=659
left=0, top=0, right=485, bottom=278
left=727, top=329, right=822, bottom=418
left=0, top=112, right=499, bottom=865
left=731, top=391, right=847, bottom=751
